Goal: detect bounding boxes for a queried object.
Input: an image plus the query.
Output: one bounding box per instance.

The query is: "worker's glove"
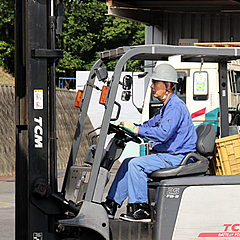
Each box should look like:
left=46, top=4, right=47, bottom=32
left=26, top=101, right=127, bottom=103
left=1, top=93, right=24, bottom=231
left=119, top=121, right=139, bottom=134
left=111, top=121, right=121, bottom=126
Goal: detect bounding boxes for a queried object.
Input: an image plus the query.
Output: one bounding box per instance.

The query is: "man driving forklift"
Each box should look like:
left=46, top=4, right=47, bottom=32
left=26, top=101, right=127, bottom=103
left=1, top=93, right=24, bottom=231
left=102, top=63, right=197, bottom=222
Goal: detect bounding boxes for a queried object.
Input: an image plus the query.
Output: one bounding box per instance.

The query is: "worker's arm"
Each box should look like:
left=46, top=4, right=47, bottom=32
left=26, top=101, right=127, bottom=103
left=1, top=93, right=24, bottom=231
left=138, top=104, right=182, bottom=143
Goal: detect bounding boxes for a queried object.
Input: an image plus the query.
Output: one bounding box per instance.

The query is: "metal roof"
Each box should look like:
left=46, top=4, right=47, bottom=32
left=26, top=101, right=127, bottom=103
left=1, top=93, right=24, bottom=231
left=103, top=0, right=240, bottom=14
left=101, top=0, right=240, bottom=26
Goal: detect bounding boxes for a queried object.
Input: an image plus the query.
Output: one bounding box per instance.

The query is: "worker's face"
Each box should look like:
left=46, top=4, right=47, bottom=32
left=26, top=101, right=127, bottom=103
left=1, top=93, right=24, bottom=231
left=150, top=80, right=167, bottom=100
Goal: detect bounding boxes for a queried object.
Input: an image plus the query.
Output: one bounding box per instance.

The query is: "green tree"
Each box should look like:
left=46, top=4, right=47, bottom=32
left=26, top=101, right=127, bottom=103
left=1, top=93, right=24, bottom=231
left=56, top=0, right=107, bottom=76
left=0, top=0, right=15, bottom=73
left=0, top=0, right=145, bottom=78
left=100, top=17, right=145, bottom=71
left=56, top=0, right=145, bottom=87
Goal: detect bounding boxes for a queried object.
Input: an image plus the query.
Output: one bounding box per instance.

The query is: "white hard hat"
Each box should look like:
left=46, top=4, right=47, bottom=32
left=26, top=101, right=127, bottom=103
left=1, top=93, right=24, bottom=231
left=149, top=63, right=178, bottom=83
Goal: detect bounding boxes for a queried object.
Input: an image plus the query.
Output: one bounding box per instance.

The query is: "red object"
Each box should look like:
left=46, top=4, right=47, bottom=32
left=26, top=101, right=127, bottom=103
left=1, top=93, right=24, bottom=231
left=191, top=107, right=206, bottom=119
left=74, top=90, right=83, bottom=108
left=99, top=86, right=108, bottom=105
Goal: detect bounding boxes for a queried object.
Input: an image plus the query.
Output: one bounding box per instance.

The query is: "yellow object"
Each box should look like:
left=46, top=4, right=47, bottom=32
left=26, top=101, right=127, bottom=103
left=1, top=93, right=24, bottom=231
left=210, top=134, right=240, bottom=175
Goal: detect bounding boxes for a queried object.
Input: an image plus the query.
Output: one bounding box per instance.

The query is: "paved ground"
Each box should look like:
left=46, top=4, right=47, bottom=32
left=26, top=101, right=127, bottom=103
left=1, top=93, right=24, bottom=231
left=0, top=161, right=125, bottom=240
left=0, top=175, right=15, bottom=240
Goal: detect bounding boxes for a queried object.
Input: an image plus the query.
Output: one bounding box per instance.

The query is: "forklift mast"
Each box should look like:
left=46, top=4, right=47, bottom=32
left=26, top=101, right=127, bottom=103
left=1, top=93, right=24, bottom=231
left=15, top=0, right=63, bottom=239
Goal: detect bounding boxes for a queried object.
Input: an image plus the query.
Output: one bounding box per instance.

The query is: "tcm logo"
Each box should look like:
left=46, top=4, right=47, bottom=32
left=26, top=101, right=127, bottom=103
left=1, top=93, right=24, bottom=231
left=224, top=224, right=240, bottom=232
left=34, top=117, right=43, bottom=148
left=198, top=223, right=240, bottom=238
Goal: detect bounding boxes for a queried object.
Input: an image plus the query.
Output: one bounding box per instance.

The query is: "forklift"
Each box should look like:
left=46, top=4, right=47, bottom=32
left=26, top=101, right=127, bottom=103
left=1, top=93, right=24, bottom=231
left=14, top=1, right=240, bottom=240
left=47, top=44, right=240, bottom=240
left=18, top=44, right=240, bottom=240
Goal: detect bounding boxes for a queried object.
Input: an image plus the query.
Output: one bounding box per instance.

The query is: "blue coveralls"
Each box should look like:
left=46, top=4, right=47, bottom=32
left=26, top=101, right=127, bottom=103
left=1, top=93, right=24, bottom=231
left=107, top=93, right=197, bottom=205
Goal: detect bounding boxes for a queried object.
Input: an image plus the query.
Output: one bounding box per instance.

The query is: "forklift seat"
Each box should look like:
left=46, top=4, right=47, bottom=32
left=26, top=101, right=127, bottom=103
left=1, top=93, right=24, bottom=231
left=148, top=123, right=216, bottom=181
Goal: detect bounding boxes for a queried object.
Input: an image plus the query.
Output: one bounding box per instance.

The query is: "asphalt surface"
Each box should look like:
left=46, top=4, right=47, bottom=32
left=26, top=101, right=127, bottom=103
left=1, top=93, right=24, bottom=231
left=0, top=175, right=15, bottom=240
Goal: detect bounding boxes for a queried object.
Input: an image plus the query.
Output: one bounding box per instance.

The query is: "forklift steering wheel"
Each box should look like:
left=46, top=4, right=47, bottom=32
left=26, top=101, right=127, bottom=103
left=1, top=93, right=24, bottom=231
left=108, top=123, right=142, bottom=144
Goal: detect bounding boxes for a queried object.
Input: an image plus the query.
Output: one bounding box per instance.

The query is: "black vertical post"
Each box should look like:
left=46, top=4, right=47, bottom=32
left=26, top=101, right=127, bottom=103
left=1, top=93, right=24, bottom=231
left=15, top=0, right=28, bottom=239
left=15, top=0, right=58, bottom=239
left=218, top=62, right=229, bottom=137
left=48, top=0, right=58, bottom=233
left=49, top=0, right=58, bottom=198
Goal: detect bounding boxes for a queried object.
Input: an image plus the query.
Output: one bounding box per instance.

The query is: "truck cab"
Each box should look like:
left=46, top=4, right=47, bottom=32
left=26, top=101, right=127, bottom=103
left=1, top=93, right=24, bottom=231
left=142, top=55, right=240, bottom=135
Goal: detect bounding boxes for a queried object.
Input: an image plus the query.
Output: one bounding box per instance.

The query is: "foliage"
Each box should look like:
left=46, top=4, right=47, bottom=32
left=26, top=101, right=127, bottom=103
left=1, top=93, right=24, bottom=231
left=56, top=0, right=107, bottom=75
left=0, top=41, right=14, bottom=70
left=0, top=0, right=145, bottom=81
left=0, top=0, right=15, bottom=73
left=56, top=0, right=145, bottom=81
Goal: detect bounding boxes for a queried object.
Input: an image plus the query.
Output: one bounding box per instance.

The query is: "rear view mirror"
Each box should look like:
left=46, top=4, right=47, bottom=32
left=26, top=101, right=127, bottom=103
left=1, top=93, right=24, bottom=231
left=121, top=91, right=131, bottom=101
left=122, top=75, right=132, bottom=90
left=95, top=67, right=108, bottom=82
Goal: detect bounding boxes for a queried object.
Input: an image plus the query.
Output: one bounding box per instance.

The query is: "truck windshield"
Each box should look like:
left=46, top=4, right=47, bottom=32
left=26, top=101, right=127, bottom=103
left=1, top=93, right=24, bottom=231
left=229, top=71, right=240, bottom=93
left=175, top=70, right=189, bottom=103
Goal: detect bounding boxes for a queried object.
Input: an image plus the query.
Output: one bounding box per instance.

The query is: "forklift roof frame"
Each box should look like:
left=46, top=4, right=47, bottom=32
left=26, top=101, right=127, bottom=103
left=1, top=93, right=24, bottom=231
left=63, top=44, right=240, bottom=204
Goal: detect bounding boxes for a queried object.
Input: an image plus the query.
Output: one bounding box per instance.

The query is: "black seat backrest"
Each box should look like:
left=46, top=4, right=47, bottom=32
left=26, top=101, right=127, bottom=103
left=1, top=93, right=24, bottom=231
left=196, top=123, right=216, bottom=157
left=148, top=123, right=216, bottom=181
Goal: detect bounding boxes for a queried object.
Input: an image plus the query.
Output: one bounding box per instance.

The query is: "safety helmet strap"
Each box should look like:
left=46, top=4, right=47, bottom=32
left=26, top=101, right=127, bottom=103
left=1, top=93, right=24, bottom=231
left=160, top=82, right=176, bottom=102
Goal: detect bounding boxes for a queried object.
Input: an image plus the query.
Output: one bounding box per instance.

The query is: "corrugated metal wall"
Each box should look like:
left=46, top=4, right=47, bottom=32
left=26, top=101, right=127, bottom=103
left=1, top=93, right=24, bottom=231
left=147, top=13, right=240, bottom=44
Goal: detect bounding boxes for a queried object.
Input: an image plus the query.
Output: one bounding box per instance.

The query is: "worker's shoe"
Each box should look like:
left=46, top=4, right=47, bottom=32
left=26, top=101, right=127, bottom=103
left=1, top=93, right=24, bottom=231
left=126, top=203, right=139, bottom=213
left=102, top=198, right=119, bottom=219
left=119, top=203, right=151, bottom=222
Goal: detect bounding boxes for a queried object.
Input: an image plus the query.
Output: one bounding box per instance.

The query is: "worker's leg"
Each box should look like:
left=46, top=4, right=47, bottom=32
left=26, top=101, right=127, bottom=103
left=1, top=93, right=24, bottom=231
left=105, top=153, right=184, bottom=220
left=107, top=157, right=134, bottom=205
left=127, top=153, right=184, bottom=203
left=119, top=153, right=185, bottom=222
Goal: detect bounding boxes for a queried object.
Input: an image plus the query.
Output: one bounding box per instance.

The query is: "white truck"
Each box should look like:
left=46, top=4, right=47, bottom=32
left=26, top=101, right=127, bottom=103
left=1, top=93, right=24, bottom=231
left=142, top=55, right=240, bottom=136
